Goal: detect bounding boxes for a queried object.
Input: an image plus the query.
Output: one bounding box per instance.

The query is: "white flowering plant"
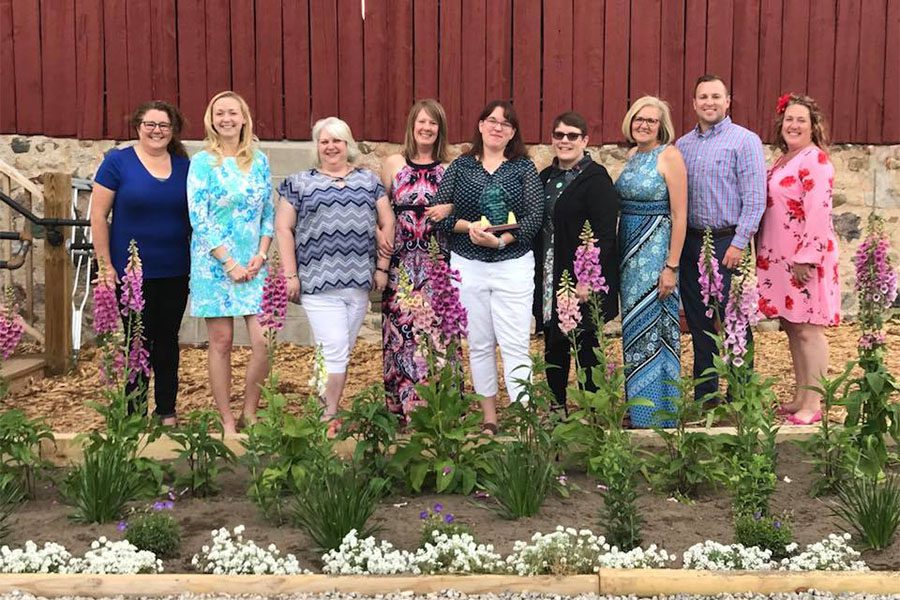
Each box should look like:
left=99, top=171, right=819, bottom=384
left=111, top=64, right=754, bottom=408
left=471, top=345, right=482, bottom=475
left=0, top=537, right=160, bottom=574
left=684, top=534, right=869, bottom=571
left=779, top=533, right=868, bottom=571
left=322, top=529, right=416, bottom=575
left=413, top=530, right=502, bottom=574
left=191, top=525, right=306, bottom=575
left=0, top=541, right=72, bottom=573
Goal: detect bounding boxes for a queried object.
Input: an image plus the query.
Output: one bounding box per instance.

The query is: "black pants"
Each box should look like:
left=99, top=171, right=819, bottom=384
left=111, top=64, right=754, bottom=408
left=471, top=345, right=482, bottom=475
left=680, top=233, right=753, bottom=401
left=544, top=326, right=599, bottom=412
left=121, top=275, right=189, bottom=418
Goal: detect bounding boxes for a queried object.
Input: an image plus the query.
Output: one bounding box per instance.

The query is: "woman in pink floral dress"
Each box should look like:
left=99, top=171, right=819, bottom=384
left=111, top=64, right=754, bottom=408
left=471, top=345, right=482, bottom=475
left=756, top=93, right=840, bottom=425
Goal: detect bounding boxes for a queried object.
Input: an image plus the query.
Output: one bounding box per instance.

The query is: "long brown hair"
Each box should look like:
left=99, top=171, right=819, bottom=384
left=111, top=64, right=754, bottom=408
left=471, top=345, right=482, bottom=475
left=129, top=101, right=187, bottom=157
left=773, top=93, right=830, bottom=153
left=464, top=100, right=528, bottom=161
left=403, top=99, right=449, bottom=163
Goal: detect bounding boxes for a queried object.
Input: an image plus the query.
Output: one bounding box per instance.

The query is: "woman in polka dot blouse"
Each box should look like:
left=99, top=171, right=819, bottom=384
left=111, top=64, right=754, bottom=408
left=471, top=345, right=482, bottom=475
left=429, top=99, right=544, bottom=434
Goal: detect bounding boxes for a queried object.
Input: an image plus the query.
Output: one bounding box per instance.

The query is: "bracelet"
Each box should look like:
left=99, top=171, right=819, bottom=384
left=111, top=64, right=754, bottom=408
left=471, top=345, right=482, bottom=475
left=224, top=261, right=238, bottom=274
left=664, top=263, right=679, bottom=272
left=217, top=255, right=232, bottom=265
left=376, top=267, right=389, bottom=274
left=257, top=251, right=267, bottom=261
left=496, top=237, right=506, bottom=251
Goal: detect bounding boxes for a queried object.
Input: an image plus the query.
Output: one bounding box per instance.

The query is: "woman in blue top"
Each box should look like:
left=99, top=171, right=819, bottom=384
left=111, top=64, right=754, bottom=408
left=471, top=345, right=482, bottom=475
left=90, top=100, right=191, bottom=425
left=431, top=100, right=544, bottom=434
left=188, top=91, right=274, bottom=434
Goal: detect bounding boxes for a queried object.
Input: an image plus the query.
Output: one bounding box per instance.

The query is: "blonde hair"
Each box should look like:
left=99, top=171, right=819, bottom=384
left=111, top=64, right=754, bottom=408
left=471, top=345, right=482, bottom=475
left=202, top=91, right=256, bottom=172
left=403, top=99, right=449, bottom=163
left=311, top=117, right=360, bottom=167
left=621, top=96, right=675, bottom=145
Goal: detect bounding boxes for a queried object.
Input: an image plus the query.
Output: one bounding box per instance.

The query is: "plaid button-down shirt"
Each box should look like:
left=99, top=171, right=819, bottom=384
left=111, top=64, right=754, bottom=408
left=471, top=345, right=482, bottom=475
left=675, top=116, right=767, bottom=249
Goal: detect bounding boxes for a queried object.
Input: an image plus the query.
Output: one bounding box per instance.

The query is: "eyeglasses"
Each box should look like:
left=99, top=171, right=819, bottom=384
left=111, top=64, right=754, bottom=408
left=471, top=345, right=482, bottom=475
left=552, top=131, right=585, bottom=142
left=483, top=117, right=514, bottom=131
left=140, top=121, right=172, bottom=132
left=632, top=117, right=660, bottom=127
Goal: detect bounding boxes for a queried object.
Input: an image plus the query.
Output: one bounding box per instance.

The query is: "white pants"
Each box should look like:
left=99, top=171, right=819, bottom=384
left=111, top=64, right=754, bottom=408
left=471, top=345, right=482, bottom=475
left=301, top=288, right=370, bottom=374
left=451, top=251, right=534, bottom=402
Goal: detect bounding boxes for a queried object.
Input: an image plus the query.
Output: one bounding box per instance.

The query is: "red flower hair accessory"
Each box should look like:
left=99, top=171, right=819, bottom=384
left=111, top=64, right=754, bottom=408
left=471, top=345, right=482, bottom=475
left=776, top=93, right=792, bottom=114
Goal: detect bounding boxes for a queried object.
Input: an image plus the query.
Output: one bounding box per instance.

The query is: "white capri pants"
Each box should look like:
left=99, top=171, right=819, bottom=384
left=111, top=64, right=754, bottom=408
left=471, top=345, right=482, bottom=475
left=451, top=251, right=534, bottom=402
left=300, top=287, right=370, bottom=374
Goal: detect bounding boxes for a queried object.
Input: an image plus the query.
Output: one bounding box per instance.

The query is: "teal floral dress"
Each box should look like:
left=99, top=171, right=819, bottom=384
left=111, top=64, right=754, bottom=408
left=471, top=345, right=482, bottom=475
left=187, top=150, right=274, bottom=317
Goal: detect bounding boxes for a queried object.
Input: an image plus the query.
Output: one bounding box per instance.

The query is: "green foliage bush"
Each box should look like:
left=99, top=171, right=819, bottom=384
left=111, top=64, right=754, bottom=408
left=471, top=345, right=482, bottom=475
left=480, top=442, right=556, bottom=519
left=733, top=512, right=794, bottom=559
left=62, top=440, right=146, bottom=524
left=125, top=511, right=182, bottom=558
left=168, top=410, right=236, bottom=497
left=0, top=409, right=54, bottom=498
left=418, top=502, right=473, bottom=547
left=832, top=474, right=900, bottom=550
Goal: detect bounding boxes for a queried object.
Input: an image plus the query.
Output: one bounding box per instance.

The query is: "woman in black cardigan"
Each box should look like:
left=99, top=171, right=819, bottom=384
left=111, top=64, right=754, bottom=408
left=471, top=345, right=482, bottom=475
left=535, top=111, right=620, bottom=413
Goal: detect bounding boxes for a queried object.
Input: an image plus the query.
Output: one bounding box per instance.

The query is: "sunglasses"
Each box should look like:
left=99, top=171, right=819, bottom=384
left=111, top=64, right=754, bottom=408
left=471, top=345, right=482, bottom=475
left=551, top=131, right=584, bottom=142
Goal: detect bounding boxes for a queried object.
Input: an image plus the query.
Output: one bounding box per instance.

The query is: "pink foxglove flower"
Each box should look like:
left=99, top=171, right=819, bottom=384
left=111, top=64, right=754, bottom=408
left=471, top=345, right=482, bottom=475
left=556, top=270, right=582, bottom=335
left=722, top=250, right=760, bottom=366
left=92, top=278, right=120, bottom=336
left=426, top=240, right=468, bottom=340
left=698, top=228, right=724, bottom=318
left=573, top=222, right=608, bottom=294
left=853, top=214, right=897, bottom=353
left=0, top=291, right=24, bottom=360
left=259, top=258, right=288, bottom=332
left=119, top=240, right=144, bottom=315
left=126, top=333, right=151, bottom=383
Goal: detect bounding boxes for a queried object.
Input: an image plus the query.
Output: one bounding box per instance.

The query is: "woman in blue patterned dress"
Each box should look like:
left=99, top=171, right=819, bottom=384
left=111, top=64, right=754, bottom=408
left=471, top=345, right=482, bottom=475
left=615, top=96, right=687, bottom=428
left=188, top=91, right=274, bottom=434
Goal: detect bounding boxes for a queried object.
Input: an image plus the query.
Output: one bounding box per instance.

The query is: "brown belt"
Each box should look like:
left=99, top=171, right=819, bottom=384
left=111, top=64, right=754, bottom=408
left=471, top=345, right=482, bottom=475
left=687, top=225, right=737, bottom=239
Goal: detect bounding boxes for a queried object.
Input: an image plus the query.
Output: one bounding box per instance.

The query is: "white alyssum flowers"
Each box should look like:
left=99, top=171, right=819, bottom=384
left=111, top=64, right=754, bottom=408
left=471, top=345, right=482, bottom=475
left=414, top=530, right=502, bottom=574
left=322, top=529, right=417, bottom=575
left=68, top=537, right=162, bottom=574
left=191, top=525, right=306, bottom=575
left=0, top=538, right=159, bottom=574
left=779, top=533, right=869, bottom=571
left=0, top=541, right=72, bottom=573
left=598, top=543, right=674, bottom=569
left=682, top=540, right=775, bottom=570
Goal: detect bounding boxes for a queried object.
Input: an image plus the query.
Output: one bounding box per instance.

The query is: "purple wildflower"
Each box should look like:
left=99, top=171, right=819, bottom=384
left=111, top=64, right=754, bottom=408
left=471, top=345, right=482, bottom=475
left=556, top=270, right=582, bottom=335
left=773, top=520, right=782, bottom=529
left=722, top=250, right=759, bottom=366
left=573, top=222, right=608, bottom=294
left=853, top=215, right=898, bottom=353
left=443, top=514, right=455, bottom=524
left=419, top=510, right=429, bottom=520
left=126, top=331, right=151, bottom=383
left=117, top=520, right=128, bottom=532
left=433, top=502, right=444, bottom=512
left=0, top=294, right=24, bottom=360
left=258, top=257, right=288, bottom=331
left=426, top=240, right=468, bottom=341
left=698, top=228, right=724, bottom=317
left=92, top=281, right=120, bottom=336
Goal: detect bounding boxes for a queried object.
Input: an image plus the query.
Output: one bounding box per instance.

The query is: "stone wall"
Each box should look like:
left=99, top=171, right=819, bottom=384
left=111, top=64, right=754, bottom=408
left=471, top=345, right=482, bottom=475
left=1, top=134, right=898, bottom=340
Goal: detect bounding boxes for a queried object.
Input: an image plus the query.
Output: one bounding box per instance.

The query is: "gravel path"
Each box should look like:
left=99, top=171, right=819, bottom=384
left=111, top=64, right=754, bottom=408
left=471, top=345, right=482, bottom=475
left=2, top=591, right=899, bottom=600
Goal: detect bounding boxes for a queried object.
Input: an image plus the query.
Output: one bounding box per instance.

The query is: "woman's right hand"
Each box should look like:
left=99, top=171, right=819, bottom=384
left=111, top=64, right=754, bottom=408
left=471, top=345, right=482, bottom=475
left=424, top=203, right=452, bottom=221
left=95, top=262, right=119, bottom=288
left=225, top=260, right=249, bottom=283
left=286, top=276, right=300, bottom=302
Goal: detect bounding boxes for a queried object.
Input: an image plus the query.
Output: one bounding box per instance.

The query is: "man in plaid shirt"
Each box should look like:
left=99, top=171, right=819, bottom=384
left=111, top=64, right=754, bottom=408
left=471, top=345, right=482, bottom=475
left=676, top=74, right=767, bottom=403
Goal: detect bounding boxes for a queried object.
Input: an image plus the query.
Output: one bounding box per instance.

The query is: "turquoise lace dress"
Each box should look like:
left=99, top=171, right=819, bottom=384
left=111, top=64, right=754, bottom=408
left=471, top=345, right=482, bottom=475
left=615, top=145, right=680, bottom=428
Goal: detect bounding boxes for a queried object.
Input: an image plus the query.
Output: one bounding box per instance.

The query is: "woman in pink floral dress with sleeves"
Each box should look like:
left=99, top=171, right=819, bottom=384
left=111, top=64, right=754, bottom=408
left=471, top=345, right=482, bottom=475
left=756, top=93, right=840, bottom=425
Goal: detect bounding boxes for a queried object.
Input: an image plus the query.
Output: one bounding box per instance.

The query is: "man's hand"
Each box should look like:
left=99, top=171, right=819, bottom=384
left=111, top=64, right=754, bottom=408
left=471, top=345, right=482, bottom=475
left=722, top=245, right=743, bottom=270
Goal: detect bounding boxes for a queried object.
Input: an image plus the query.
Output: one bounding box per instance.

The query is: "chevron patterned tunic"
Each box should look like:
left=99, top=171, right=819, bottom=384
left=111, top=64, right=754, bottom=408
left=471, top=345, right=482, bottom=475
left=277, top=168, right=385, bottom=294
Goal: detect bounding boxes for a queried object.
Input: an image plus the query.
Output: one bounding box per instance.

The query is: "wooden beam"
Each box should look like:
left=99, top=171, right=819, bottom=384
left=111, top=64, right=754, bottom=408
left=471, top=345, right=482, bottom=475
left=41, top=173, right=72, bottom=374
left=598, top=568, right=900, bottom=595
left=0, top=574, right=599, bottom=597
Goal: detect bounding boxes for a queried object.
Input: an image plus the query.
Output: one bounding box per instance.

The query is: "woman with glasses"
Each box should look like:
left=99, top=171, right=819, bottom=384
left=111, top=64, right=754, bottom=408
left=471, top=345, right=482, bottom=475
left=431, top=100, right=543, bottom=434
left=535, top=111, right=620, bottom=415
left=188, top=91, right=274, bottom=434
left=90, top=101, right=191, bottom=426
left=616, top=96, right=687, bottom=427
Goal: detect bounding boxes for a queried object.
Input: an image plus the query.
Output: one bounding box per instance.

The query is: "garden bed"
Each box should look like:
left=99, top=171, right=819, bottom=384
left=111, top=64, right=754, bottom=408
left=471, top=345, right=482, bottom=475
left=6, top=448, right=899, bottom=574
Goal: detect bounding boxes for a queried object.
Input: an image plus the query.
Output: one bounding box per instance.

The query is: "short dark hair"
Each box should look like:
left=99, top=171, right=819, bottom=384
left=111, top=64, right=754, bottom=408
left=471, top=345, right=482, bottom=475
left=693, top=74, right=730, bottom=96
left=130, top=100, right=188, bottom=157
left=551, top=111, right=588, bottom=135
left=464, top=100, right=529, bottom=161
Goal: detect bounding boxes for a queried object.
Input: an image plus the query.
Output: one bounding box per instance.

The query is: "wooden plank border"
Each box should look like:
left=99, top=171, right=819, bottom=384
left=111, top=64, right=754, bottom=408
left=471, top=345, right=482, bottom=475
left=40, top=425, right=828, bottom=466
left=1, top=570, right=899, bottom=598
left=0, top=574, right=599, bottom=597
left=597, top=568, right=900, bottom=596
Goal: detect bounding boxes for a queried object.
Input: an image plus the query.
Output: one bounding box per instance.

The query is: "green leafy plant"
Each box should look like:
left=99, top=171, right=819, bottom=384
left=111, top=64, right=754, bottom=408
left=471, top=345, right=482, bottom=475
left=418, top=502, right=472, bottom=546
left=338, top=384, right=399, bottom=482
left=831, top=474, right=900, bottom=550
left=795, top=364, right=861, bottom=497
left=479, top=441, right=557, bottom=519
left=0, top=473, right=23, bottom=541
left=242, top=393, right=337, bottom=522
left=733, top=511, right=794, bottom=559
left=124, top=510, right=182, bottom=558
left=292, top=462, right=386, bottom=551
left=167, top=410, right=236, bottom=497
left=0, top=409, right=54, bottom=498
left=62, top=439, right=146, bottom=523
left=390, top=356, right=496, bottom=494
left=645, top=376, right=722, bottom=500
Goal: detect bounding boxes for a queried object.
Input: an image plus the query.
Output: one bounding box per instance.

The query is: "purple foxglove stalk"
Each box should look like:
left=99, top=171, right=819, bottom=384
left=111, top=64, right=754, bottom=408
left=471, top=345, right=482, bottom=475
left=556, top=270, right=582, bottom=335
left=722, top=250, right=759, bottom=367
left=573, top=222, right=608, bottom=294
left=854, top=214, right=898, bottom=353
left=698, top=228, right=724, bottom=318
left=426, top=240, right=468, bottom=341
left=92, top=277, right=120, bottom=336
left=0, top=292, right=24, bottom=360
left=259, top=257, right=288, bottom=332
left=119, top=240, right=145, bottom=315
left=126, top=332, right=151, bottom=383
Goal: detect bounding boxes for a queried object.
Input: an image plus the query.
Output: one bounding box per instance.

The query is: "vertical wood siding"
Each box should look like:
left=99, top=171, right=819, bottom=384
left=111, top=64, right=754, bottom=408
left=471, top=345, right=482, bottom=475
left=0, top=0, right=896, bottom=143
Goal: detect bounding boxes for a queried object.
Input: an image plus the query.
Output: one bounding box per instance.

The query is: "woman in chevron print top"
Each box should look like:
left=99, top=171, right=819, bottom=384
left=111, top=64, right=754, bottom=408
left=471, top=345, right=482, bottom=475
left=275, top=117, right=395, bottom=435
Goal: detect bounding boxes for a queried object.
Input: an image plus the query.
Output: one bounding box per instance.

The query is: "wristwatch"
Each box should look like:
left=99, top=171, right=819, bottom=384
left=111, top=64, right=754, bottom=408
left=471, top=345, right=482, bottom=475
left=257, top=251, right=268, bottom=261
left=497, top=237, right=506, bottom=250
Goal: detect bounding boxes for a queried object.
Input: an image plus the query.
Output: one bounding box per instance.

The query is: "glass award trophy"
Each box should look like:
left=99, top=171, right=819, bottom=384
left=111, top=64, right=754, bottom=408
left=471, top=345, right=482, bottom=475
left=477, top=183, right=520, bottom=233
